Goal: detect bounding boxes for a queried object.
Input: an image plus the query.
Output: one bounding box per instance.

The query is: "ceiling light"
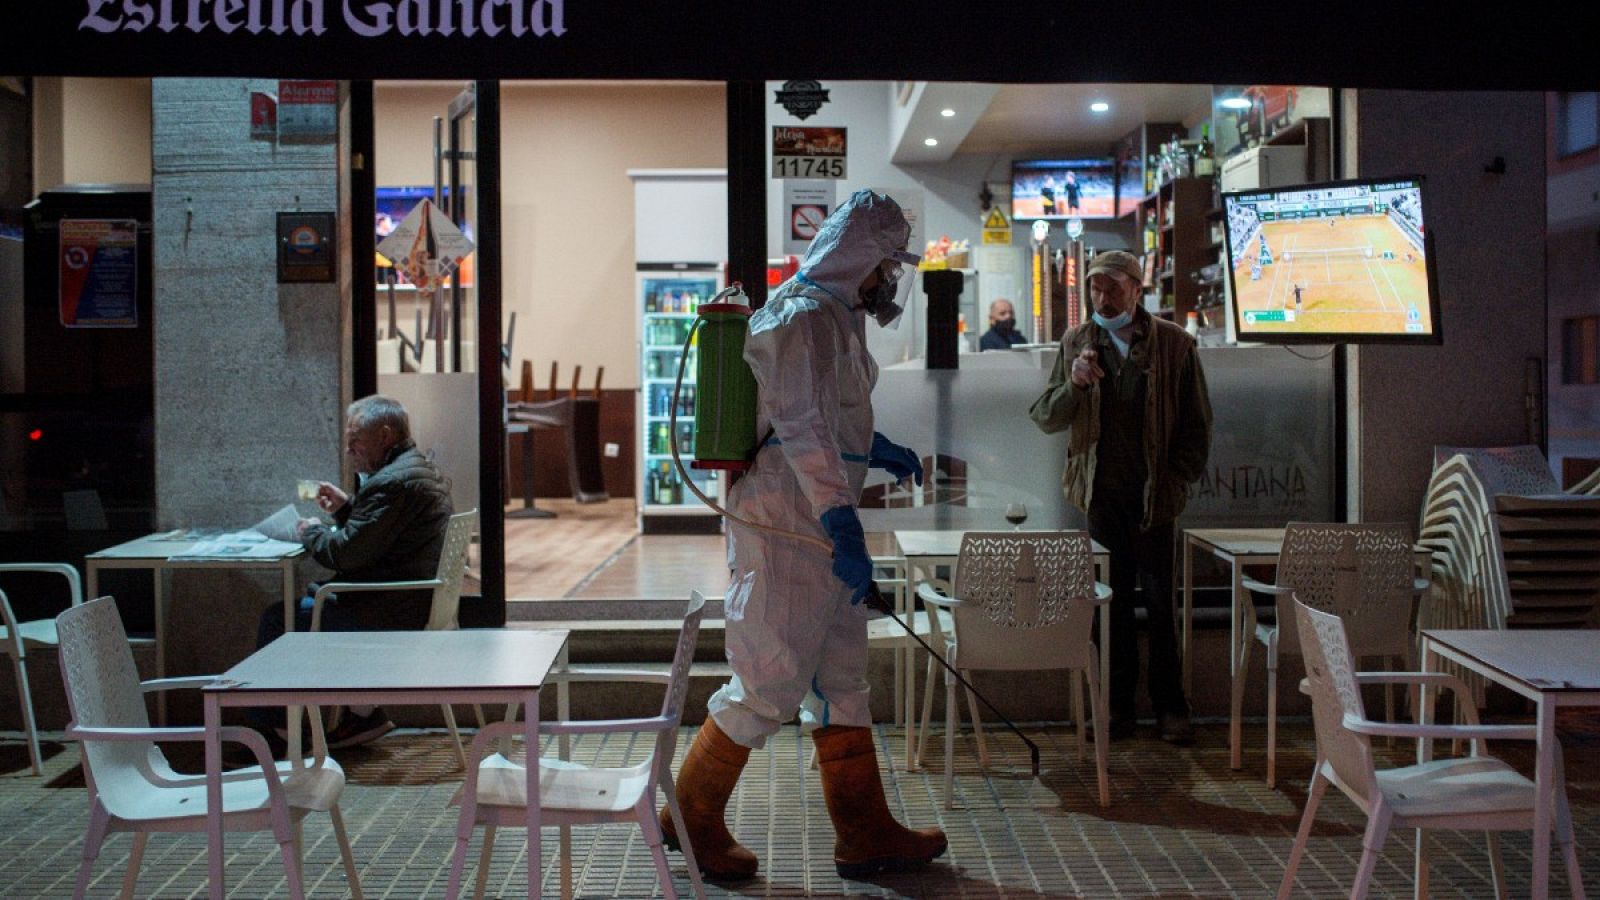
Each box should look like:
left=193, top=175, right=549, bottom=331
left=1090, top=102, right=1110, bottom=113
left=940, top=108, right=956, bottom=117
left=1221, top=97, right=1251, bottom=110
left=924, top=137, right=939, bottom=147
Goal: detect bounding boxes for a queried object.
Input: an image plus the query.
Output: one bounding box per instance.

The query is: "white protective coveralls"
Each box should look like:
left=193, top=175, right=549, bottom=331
left=706, top=190, right=916, bottom=748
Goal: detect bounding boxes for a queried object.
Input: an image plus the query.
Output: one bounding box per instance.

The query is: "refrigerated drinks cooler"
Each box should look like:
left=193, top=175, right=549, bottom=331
left=630, top=167, right=728, bottom=533
left=637, top=269, right=723, bottom=531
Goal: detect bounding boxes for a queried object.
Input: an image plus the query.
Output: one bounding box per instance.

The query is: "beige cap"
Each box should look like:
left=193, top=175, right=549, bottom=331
left=1085, top=250, right=1143, bottom=283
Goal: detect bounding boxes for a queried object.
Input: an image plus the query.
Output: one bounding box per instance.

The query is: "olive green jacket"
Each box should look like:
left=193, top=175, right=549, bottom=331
left=1028, top=307, right=1213, bottom=530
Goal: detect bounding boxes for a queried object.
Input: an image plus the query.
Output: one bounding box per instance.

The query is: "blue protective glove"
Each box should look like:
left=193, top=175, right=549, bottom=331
left=869, top=432, right=924, bottom=486
left=820, top=505, right=873, bottom=604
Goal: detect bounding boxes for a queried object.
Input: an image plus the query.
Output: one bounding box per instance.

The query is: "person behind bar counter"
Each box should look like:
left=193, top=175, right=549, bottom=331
left=250, top=394, right=453, bottom=753
left=1028, top=249, right=1211, bottom=744
left=979, top=298, right=1028, bottom=351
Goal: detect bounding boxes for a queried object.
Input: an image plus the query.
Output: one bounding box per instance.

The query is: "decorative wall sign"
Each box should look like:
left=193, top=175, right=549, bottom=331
left=277, top=212, right=336, bottom=283
left=774, top=80, right=829, bottom=120
left=771, top=126, right=846, bottom=179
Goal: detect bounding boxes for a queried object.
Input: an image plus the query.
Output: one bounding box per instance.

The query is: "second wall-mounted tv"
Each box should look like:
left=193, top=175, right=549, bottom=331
left=1012, top=158, right=1135, bottom=221
left=1223, top=175, right=1441, bottom=344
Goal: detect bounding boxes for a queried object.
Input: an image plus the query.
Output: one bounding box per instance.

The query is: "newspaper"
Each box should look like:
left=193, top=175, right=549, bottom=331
left=166, top=505, right=305, bottom=560
left=169, top=531, right=302, bottom=560
left=253, top=504, right=304, bottom=542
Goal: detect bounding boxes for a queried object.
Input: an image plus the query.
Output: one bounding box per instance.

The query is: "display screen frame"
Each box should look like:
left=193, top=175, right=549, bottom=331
left=1222, top=174, right=1442, bottom=346
left=1010, top=157, right=1137, bottom=221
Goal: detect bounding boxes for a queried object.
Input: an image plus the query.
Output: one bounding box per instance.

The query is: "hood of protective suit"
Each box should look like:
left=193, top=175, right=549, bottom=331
left=798, top=190, right=918, bottom=306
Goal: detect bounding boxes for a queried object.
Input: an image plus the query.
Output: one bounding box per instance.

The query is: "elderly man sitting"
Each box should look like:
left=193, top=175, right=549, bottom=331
left=253, top=394, right=454, bottom=750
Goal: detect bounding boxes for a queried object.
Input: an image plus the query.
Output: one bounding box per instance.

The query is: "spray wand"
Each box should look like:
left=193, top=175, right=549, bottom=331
left=666, top=288, right=1040, bottom=778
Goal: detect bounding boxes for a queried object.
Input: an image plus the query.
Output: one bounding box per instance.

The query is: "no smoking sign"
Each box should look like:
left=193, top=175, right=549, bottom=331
left=790, top=204, right=827, bottom=242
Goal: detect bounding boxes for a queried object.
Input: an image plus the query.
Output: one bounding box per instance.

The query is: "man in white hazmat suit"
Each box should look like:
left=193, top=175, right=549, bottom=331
left=660, top=191, right=947, bottom=880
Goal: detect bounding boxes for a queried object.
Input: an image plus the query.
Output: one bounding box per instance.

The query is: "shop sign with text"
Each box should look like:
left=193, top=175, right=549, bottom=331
left=771, top=127, right=846, bottom=180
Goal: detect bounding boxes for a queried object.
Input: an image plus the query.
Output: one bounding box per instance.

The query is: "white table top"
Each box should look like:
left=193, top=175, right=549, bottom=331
left=1184, top=527, right=1292, bottom=556
left=1423, top=629, right=1600, bottom=692
left=88, top=531, right=304, bottom=562
left=892, top=529, right=1107, bottom=558
left=206, top=630, right=570, bottom=694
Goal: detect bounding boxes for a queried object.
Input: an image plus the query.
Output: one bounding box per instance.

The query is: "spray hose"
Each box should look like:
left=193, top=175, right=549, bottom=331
left=666, top=288, right=1040, bottom=778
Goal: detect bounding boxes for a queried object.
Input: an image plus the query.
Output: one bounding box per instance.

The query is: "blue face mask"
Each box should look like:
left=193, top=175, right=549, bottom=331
left=1092, top=309, right=1133, bottom=331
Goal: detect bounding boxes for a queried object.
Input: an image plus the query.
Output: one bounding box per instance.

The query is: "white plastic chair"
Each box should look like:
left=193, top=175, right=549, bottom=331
left=445, top=592, right=708, bottom=900
left=916, top=531, right=1112, bottom=809
left=310, top=508, right=479, bottom=767
left=0, top=563, right=152, bottom=775
left=56, top=596, right=362, bottom=900
left=1238, top=522, right=1427, bottom=787
left=1277, top=598, right=1585, bottom=900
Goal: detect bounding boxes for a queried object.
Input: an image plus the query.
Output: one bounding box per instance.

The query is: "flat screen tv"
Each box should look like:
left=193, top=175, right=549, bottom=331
left=1012, top=158, right=1131, bottom=221
left=1223, top=175, right=1440, bottom=344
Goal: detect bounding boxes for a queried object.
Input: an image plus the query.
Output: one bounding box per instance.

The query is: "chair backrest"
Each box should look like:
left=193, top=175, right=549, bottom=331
left=1418, top=456, right=1511, bottom=632
left=1294, top=598, right=1377, bottom=800
left=1432, top=444, right=1559, bottom=496
left=1274, top=522, right=1415, bottom=660
left=652, top=592, right=707, bottom=785
left=56, top=597, right=160, bottom=803
left=949, top=531, right=1098, bottom=672
left=424, top=509, right=479, bottom=632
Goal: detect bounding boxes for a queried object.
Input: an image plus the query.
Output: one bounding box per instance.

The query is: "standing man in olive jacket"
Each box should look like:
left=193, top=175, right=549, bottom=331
left=1029, top=250, right=1211, bottom=745
left=254, top=394, right=454, bottom=748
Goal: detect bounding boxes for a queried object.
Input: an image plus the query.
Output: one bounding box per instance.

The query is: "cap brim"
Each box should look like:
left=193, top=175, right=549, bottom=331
left=890, top=250, right=921, bottom=265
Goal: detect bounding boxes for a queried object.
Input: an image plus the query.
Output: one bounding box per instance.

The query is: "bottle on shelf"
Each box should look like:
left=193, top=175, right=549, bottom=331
left=1195, top=123, right=1216, bottom=179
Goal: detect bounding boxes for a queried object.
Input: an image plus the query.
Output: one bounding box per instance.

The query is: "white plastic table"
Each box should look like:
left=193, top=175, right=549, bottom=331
left=87, top=532, right=303, bottom=723
left=1421, top=629, right=1600, bottom=899
left=202, top=629, right=570, bottom=900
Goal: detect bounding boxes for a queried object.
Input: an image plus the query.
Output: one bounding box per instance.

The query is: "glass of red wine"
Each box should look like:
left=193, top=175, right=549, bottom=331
left=1004, top=503, right=1028, bottom=531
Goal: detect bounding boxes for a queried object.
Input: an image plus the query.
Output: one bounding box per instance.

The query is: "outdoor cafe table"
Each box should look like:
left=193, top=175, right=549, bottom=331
left=87, top=531, right=303, bottom=723
left=202, top=628, right=570, bottom=900
left=1180, top=527, right=1436, bottom=770
left=1421, top=629, right=1600, bottom=899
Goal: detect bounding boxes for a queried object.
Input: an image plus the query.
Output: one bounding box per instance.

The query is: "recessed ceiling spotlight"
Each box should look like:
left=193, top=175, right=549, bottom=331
left=1090, top=102, right=1110, bottom=113
left=940, top=108, right=956, bottom=117
left=1221, top=98, right=1252, bottom=110
left=924, top=137, right=939, bottom=147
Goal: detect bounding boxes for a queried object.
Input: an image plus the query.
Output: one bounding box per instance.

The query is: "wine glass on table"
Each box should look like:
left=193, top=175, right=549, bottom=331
left=1004, top=503, right=1028, bottom=531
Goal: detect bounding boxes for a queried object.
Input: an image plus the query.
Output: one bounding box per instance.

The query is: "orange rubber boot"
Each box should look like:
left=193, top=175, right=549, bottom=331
left=813, top=725, right=947, bottom=878
left=659, top=717, right=759, bottom=881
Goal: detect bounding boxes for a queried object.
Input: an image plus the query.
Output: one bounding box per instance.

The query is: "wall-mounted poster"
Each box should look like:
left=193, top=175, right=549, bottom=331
left=59, top=218, right=138, bottom=328
left=276, top=212, right=336, bottom=283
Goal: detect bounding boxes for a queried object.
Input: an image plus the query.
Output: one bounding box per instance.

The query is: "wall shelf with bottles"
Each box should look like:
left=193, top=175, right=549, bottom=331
left=1138, top=177, right=1218, bottom=326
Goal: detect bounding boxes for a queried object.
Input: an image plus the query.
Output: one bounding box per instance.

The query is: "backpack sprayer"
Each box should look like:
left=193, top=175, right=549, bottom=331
left=665, top=283, right=1040, bottom=777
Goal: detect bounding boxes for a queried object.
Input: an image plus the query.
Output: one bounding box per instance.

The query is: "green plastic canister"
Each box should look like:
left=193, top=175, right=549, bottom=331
left=692, top=302, right=759, bottom=470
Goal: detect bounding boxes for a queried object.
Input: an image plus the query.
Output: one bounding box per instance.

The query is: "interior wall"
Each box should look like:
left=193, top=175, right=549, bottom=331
left=62, top=78, right=152, bottom=185
left=374, top=81, right=727, bottom=391
left=1353, top=90, right=1547, bottom=525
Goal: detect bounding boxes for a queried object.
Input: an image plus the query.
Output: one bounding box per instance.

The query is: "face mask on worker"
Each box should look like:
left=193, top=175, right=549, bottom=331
left=861, top=261, right=905, bottom=329
left=995, top=316, right=1015, bottom=333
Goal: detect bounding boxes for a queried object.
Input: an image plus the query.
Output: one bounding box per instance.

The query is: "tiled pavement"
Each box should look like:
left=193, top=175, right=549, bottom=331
left=1, top=717, right=1596, bottom=898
